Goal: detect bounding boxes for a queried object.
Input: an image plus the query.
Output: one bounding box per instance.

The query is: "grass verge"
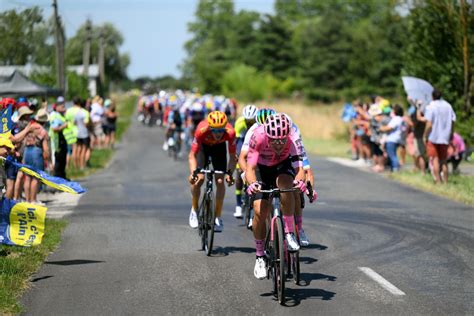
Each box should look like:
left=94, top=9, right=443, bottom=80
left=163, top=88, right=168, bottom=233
left=0, top=219, right=67, bottom=314
left=388, top=171, right=474, bottom=206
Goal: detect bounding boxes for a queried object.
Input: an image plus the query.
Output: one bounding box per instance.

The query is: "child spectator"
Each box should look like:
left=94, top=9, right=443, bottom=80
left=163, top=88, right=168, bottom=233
left=380, top=104, right=404, bottom=172
left=448, top=132, right=465, bottom=175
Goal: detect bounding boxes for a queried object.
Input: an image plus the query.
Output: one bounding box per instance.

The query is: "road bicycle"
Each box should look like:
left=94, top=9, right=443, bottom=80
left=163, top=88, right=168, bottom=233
left=258, top=187, right=301, bottom=305
left=193, top=165, right=224, bottom=256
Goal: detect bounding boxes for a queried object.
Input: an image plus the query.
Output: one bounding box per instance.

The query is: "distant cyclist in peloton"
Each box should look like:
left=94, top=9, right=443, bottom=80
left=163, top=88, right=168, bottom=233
left=245, top=113, right=307, bottom=279
left=188, top=111, right=236, bottom=232
left=233, top=104, right=258, bottom=219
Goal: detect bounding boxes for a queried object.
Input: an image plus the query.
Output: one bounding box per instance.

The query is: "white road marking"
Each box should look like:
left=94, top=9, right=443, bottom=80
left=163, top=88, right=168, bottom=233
left=358, top=267, right=406, bottom=296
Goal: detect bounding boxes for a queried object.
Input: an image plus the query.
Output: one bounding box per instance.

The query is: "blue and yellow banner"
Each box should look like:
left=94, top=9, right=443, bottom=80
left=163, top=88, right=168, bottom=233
left=0, top=198, right=47, bottom=247
left=5, top=157, right=86, bottom=194
left=0, top=104, right=13, bottom=138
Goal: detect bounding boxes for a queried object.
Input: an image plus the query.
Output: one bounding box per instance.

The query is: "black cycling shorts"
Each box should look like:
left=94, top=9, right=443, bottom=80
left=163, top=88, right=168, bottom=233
left=254, top=158, right=295, bottom=200
left=197, top=142, right=227, bottom=172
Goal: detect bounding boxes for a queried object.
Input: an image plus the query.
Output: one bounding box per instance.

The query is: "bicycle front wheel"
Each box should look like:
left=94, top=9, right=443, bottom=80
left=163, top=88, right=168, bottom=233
left=204, top=196, right=215, bottom=256
left=273, top=218, right=285, bottom=305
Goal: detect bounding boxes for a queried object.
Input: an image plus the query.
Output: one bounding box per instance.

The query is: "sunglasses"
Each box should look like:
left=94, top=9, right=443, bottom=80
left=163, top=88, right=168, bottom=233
left=211, top=128, right=226, bottom=134
left=269, top=138, right=287, bottom=145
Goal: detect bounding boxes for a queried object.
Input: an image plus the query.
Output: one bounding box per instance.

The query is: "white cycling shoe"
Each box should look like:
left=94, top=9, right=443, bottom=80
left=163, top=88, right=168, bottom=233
left=299, top=229, right=310, bottom=247
left=189, top=209, right=198, bottom=229
left=285, top=233, right=300, bottom=252
left=254, top=257, right=267, bottom=280
left=233, top=206, right=243, bottom=218
left=214, top=217, right=223, bottom=232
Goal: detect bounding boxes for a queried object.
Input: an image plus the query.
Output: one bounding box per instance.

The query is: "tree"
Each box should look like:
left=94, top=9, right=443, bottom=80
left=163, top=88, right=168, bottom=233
left=255, top=14, right=296, bottom=79
left=183, top=0, right=236, bottom=93
left=404, top=0, right=473, bottom=143
left=66, top=22, right=130, bottom=82
left=0, top=7, right=53, bottom=66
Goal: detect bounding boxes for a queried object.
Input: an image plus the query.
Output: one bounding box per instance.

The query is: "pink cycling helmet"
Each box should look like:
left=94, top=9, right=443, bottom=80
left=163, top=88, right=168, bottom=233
left=264, top=113, right=291, bottom=139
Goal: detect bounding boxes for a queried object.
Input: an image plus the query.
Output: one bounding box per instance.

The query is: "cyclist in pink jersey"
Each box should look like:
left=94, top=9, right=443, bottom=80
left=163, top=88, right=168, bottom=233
left=245, top=113, right=307, bottom=279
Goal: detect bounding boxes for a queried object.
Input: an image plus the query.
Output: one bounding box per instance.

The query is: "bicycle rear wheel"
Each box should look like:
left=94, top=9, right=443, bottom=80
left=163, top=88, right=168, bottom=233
left=273, top=218, right=285, bottom=305
left=204, top=196, right=215, bottom=256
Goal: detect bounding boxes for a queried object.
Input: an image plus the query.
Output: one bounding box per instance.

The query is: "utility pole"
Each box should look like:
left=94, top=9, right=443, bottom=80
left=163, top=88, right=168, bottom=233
left=53, top=0, right=66, bottom=93
left=83, top=18, right=92, bottom=78
left=98, top=28, right=106, bottom=86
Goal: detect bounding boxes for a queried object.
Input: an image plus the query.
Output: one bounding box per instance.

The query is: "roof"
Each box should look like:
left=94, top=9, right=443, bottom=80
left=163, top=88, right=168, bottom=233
left=0, top=70, right=62, bottom=97
left=0, top=64, right=99, bottom=78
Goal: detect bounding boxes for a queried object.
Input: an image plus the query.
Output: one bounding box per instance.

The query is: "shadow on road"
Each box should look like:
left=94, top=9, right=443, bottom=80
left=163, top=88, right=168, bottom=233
left=31, top=275, right=54, bottom=282
left=299, top=272, right=337, bottom=286
left=45, top=259, right=104, bottom=266
left=304, top=244, right=328, bottom=250
left=284, top=287, right=337, bottom=306
left=212, top=246, right=255, bottom=256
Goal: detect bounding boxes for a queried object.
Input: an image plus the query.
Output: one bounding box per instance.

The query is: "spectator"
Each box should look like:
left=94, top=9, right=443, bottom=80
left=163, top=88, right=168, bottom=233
left=49, top=99, right=69, bottom=179
left=90, top=96, right=105, bottom=148
left=65, top=98, right=80, bottom=169
left=103, top=99, right=118, bottom=148
left=424, top=89, right=456, bottom=184
left=407, top=99, right=427, bottom=174
left=448, top=132, right=465, bottom=175
left=12, top=105, right=34, bottom=200
left=74, top=98, right=91, bottom=170
left=380, top=104, right=404, bottom=172
left=23, top=109, right=50, bottom=204
left=368, top=104, right=389, bottom=172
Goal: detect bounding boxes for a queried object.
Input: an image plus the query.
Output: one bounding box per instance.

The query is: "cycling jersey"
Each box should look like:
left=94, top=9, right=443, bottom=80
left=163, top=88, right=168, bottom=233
left=234, top=116, right=250, bottom=138
left=191, top=120, right=236, bottom=154
left=247, top=125, right=302, bottom=168
left=243, top=122, right=311, bottom=169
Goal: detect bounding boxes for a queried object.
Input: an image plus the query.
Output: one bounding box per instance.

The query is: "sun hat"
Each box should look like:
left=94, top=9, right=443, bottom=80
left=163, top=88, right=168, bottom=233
left=34, top=108, right=49, bottom=123
left=0, top=135, right=14, bottom=150
left=17, top=106, right=34, bottom=120
left=368, top=104, right=382, bottom=117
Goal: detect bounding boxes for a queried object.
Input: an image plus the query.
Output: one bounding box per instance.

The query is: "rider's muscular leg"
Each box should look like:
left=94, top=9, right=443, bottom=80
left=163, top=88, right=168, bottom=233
left=215, top=175, right=225, bottom=217
left=191, top=175, right=204, bottom=210
left=278, top=174, right=296, bottom=233
left=235, top=170, right=243, bottom=206
left=252, top=199, right=270, bottom=256
left=294, top=192, right=303, bottom=231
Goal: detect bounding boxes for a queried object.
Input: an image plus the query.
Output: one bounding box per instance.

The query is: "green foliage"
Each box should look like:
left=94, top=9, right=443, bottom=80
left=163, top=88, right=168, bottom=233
left=66, top=22, right=129, bottom=81
left=403, top=0, right=473, bottom=144
left=221, top=64, right=270, bottom=101
left=66, top=72, right=89, bottom=99
left=0, top=7, right=53, bottom=66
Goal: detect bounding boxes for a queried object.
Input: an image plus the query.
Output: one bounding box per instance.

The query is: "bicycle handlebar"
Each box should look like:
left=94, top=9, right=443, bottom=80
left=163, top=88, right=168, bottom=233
left=257, top=188, right=300, bottom=194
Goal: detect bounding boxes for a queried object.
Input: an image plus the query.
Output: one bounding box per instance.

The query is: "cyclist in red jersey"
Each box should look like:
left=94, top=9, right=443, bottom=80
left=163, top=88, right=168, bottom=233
left=188, top=111, right=236, bottom=232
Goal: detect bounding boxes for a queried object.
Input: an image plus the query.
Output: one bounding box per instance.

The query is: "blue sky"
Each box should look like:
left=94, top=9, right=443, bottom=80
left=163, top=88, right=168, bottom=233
left=1, top=0, right=274, bottom=79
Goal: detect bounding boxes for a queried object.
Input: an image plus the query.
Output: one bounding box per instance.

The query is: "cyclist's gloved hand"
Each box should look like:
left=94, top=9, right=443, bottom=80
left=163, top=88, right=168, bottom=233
left=293, top=179, right=307, bottom=193
left=308, top=189, right=318, bottom=203
left=225, top=173, right=235, bottom=186
left=247, top=182, right=261, bottom=195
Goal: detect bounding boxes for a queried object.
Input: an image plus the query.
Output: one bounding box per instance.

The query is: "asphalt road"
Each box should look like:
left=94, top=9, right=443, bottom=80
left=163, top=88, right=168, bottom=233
left=22, top=119, right=474, bottom=315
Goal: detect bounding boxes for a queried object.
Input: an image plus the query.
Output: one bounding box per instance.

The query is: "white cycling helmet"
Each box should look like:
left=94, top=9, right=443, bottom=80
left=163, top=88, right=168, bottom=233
left=243, top=104, right=258, bottom=120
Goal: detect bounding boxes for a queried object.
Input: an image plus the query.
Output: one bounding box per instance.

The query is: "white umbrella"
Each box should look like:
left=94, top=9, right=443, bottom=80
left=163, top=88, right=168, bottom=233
left=401, top=76, right=434, bottom=106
